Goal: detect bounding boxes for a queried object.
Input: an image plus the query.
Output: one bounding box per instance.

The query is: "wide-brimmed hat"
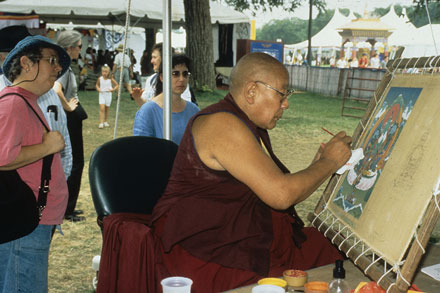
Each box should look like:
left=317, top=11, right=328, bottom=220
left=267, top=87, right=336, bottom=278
left=116, top=44, right=124, bottom=52
left=0, top=25, right=32, bottom=52
left=2, top=35, right=71, bottom=78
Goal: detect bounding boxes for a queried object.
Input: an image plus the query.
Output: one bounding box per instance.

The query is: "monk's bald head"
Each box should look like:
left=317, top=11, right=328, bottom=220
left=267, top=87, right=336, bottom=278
left=229, top=52, right=287, bottom=97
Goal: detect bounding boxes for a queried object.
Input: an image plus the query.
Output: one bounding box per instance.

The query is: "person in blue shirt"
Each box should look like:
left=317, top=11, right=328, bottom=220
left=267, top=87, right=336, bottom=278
left=133, top=54, right=199, bottom=145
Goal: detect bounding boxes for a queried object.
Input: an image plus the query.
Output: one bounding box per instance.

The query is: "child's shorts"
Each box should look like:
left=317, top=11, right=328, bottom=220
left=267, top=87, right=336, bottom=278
left=99, top=92, right=112, bottom=107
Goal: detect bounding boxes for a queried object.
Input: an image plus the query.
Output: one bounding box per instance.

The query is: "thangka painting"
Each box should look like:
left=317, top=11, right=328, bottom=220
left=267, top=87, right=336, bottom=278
left=333, top=87, right=422, bottom=219
left=327, top=74, right=440, bottom=264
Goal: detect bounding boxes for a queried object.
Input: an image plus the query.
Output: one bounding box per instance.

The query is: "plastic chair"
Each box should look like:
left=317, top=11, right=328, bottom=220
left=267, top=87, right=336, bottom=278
left=88, top=136, right=178, bottom=291
left=89, top=135, right=178, bottom=224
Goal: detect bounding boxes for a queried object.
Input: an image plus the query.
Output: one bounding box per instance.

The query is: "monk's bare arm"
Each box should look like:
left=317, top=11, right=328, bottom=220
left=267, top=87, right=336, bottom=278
left=192, top=112, right=351, bottom=210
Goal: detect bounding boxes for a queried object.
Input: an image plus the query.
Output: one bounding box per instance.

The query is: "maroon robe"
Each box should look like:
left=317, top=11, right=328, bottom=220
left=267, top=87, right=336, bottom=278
left=151, top=94, right=342, bottom=291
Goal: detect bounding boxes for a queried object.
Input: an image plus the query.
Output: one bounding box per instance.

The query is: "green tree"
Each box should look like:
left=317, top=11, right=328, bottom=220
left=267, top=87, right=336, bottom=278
left=257, top=18, right=307, bottom=44
left=223, top=0, right=326, bottom=14
left=256, top=9, right=334, bottom=44
left=370, top=5, right=403, bottom=18
left=184, top=0, right=327, bottom=90
left=406, top=1, right=440, bottom=27
left=313, top=9, right=335, bottom=32
left=412, top=0, right=440, bottom=8
left=338, top=8, right=350, bottom=17
left=371, top=7, right=390, bottom=17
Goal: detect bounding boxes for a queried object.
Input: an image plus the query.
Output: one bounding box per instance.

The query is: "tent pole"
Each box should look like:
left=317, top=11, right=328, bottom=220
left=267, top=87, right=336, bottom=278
left=113, top=0, right=132, bottom=139
left=162, top=0, right=172, bottom=141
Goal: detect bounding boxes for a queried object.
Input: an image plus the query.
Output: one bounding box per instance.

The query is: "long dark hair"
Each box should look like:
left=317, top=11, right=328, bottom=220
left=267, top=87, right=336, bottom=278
left=154, top=54, right=191, bottom=96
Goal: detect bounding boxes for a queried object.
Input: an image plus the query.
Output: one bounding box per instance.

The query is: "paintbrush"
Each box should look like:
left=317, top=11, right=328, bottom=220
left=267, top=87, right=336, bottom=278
left=321, top=127, right=335, bottom=136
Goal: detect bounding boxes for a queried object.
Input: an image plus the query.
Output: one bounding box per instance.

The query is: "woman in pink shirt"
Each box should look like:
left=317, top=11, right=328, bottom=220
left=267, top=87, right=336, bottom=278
left=0, top=35, right=71, bottom=292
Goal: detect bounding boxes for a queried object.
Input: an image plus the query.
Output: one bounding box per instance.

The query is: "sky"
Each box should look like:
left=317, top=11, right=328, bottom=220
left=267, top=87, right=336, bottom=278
left=239, top=0, right=416, bottom=27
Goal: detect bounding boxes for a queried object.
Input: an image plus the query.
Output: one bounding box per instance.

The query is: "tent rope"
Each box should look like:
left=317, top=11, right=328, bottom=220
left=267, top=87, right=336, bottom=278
left=354, top=247, right=371, bottom=265
left=433, top=176, right=440, bottom=213
left=113, top=0, right=132, bottom=139
left=424, top=0, right=438, bottom=55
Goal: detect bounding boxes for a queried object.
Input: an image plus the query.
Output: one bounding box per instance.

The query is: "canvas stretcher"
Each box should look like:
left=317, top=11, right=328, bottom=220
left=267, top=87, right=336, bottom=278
left=309, top=56, right=440, bottom=293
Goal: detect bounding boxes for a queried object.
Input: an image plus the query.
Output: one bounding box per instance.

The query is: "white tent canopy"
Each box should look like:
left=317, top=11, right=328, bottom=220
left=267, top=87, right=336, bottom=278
left=0, top=0, right=249, bottom=27
left=285, top=9, right=356, bottom=49
left=46, top=22, right=146, bottom=34
left=401, top=24, right=440, bottom=57
left=379, top=6, right=439, bottom=57
left=379, top=6, right=417, bottom=47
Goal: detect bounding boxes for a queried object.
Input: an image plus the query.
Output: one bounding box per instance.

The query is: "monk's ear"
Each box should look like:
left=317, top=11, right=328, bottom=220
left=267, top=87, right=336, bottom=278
left=244, top=81, right=257, bottom=104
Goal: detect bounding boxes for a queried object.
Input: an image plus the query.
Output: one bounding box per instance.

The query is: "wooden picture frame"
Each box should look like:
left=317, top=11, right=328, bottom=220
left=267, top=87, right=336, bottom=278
left=308, top=55, right=440, bottom=293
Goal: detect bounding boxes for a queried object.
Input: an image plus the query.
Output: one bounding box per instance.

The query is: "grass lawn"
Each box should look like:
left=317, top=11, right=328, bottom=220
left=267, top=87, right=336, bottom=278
left=47, top=89, right=440, bottom=292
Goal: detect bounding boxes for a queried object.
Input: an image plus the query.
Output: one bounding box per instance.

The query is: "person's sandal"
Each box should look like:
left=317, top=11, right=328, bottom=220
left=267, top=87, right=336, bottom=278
left=73, top=210, right=84, bottom=216
left=64, top=215, right=86, bottom=222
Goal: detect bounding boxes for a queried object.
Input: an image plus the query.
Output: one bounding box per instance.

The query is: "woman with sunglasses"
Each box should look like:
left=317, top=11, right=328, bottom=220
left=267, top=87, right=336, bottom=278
left=53, top=30, right=88, bottom=222
left=0, top=35, right=70, bottom=292
left=133, top=54, right=200, bottom=145
left=132, top=43, right=197, bottom=107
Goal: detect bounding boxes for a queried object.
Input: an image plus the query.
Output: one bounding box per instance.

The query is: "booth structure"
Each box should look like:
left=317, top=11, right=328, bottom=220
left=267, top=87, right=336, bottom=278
left=0, top=0, right=251, bottom=70
left=285, top=5, right=440, bottom=63
left=337, top=11, right=394, bottom=59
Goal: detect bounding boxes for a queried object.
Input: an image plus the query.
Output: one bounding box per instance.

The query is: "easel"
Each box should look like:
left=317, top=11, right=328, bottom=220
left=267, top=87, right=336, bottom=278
left=309, top=53, right=440, bottom=293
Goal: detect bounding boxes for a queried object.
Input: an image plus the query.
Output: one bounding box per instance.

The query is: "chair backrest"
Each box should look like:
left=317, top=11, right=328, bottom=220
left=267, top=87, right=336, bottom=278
left=89, top=136, right=178, bottom=219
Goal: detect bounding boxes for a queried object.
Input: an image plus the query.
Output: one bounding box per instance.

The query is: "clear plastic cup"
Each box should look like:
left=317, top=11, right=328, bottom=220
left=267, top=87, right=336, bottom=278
left=160, top=276, right=193, bottom=293
left=252, top=284, right=285, bottom=293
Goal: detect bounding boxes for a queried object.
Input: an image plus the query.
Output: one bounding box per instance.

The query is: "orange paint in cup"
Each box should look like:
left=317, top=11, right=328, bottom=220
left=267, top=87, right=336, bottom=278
left=304, top=281, right=329, bottom=293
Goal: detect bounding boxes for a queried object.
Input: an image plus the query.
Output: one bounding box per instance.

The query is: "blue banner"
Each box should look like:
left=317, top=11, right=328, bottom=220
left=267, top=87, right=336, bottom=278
left=250, top=41, right=283, bottom=62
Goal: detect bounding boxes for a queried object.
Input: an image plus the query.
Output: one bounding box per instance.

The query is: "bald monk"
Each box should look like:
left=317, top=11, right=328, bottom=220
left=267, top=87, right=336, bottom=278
left=151, top=52, right=352, bottom=291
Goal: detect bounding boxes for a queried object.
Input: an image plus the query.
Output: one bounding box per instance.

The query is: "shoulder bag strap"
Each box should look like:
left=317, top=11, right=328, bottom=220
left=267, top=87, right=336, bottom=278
left=0, top=92, right=49, bottom=131
left=0, top=92, right=54, bottom=219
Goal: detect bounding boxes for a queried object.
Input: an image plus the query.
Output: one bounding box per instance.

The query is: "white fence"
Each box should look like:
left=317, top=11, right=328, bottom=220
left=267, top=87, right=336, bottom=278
left=285, top=65, right=385, bottom=99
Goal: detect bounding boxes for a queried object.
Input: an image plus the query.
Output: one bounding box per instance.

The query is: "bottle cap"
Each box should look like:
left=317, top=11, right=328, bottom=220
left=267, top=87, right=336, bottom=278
left=333, top=259, right=345, bottom=278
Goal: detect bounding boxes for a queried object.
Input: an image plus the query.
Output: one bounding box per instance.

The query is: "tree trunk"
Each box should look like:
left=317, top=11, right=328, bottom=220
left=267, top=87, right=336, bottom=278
left=183, top=0, right=216, bottom=90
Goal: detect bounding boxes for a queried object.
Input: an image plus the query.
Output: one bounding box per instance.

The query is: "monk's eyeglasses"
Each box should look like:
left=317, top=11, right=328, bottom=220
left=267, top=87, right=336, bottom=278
left=255, top=81, right=294, bottom=100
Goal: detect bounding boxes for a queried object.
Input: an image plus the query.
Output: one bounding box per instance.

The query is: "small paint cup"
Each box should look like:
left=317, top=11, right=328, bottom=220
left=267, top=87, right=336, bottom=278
left=160, top=276, right=193, bottom=293
left=252, top=284, right=285, bottom=293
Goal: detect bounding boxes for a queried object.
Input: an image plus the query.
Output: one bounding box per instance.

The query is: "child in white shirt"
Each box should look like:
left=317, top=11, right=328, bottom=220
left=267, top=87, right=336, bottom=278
left=96, top=65, right=119, bottom=129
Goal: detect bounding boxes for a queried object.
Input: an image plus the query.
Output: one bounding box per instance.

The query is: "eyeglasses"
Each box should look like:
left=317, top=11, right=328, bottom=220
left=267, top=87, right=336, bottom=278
left=171, top=70, right=190, bottom=78
left=39, top=56, right=60, bottom=67
left=255, top=81, right=294, bottom=100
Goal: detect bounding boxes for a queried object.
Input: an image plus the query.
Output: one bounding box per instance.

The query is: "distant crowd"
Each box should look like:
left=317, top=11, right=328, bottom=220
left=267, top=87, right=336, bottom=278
left=331, top=53, right=388, bottom=69
left=286, top=52, right=389, bottom=69
left=75, top=45, right=145, bottom=90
